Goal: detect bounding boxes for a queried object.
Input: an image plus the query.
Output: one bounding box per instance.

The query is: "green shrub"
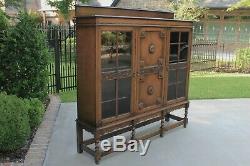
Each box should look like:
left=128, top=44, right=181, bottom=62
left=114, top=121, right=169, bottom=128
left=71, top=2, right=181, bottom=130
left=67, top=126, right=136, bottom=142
left=0, top=12, right=50, bottom=100
left=26, top=98, right=45, bottom=129
left=235, top=48, right=250, bottom=71
left=0, top=10, right=9, bottom=84
left=0, top=93, right=30, bottom=152
left=0, top=9, right=8, bottom=42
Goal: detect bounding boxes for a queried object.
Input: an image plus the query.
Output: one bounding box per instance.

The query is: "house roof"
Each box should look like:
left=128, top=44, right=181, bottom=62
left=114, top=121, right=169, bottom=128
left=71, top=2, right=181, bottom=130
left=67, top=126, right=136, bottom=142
left=111, top=0, right=242, bottom=9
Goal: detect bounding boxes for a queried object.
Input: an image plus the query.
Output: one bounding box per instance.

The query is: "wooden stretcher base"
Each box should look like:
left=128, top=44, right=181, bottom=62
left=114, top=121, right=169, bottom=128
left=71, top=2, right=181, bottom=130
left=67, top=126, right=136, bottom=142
left=76, top=103, right=189, bottom=164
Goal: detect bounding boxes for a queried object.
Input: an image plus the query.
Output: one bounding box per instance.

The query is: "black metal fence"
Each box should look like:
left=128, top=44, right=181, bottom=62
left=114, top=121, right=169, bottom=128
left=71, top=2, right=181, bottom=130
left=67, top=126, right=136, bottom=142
left=44, top=27, right=250, bottom=93
left=43, top=25, right=77, bottom=93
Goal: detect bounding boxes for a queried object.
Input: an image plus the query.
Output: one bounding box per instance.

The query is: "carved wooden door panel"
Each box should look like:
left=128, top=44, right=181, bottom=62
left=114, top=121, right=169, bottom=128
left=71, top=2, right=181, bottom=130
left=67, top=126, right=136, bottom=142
left=137, top=30, right=165, bottom=111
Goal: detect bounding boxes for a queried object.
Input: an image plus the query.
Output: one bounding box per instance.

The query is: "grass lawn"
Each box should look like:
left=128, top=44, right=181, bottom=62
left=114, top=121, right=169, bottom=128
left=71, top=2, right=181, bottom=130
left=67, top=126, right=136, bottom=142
left=189, top=72, right=250, bottom=99
left=59, top=72, right=250, bottom=102
left=60, top=90, right=77, bottom=103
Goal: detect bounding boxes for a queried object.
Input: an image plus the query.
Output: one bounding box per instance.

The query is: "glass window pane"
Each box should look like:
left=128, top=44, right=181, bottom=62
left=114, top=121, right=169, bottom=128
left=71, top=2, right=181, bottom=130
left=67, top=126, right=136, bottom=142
left=177, top=82, right=186, bottom=98
left=241, top=16, right=250, bottom=20
left=118, top=99, right=130, bottom=115
left=208, top=15, right=220, bottom=20
left=181, top=32, right=189, bottom=43
left=118, top=78, right=131, bottom=115
left=170, top=44, right=178, bottom=63
left=170, top=32, right=179, bottom=43
left=168, top=84, right=176, bottom=101
left=168, top=69, right=177, bottom=84
left=178, top=68, right=187, bottom=83
left=222, top=23, right=237, bottom=43
left=102, top=80, right=116, bottom=119
left=118, top=32, right=132, bottom=69
left=102, top=101, right=116, bottom=119
left=101, top=31, right=117, bottom=72
left=207, top=23, right=220, bottom=41
left=179, top=44, right=188, bottom=62
left=239, top=23, right=250, bottom=43
left=102, top=80, right=116, bottom=101
left=224, top=15, right=236, bottom=20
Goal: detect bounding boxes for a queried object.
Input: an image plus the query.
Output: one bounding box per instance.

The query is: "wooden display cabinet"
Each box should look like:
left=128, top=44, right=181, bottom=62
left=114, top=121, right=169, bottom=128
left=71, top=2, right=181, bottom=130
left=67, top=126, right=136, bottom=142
left=76, top=6, right=192, bottom=164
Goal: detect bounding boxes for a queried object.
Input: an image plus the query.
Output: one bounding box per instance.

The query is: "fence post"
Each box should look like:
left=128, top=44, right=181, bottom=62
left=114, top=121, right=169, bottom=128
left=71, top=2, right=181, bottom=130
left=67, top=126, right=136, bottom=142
left=54, top=27, right=61, bottom=93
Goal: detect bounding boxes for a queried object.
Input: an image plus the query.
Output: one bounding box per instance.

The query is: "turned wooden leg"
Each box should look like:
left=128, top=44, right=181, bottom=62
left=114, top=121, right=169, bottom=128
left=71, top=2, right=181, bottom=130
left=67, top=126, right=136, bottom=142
left=160, top=111, right=164, bottom=137
left=165, top=113, right=170, bottom=122
left=184, top=103, right=189, bottom=128
left=131, top=120, right=136, bottom=140
left=76, top=121, right=83, bottom=153
left=95, top=132, right=101, bottom=164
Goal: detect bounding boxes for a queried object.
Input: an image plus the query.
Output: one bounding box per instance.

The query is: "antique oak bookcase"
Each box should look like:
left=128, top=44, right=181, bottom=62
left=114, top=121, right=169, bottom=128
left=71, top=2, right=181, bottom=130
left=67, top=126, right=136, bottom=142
left=76, top=5, right=192, bottom=164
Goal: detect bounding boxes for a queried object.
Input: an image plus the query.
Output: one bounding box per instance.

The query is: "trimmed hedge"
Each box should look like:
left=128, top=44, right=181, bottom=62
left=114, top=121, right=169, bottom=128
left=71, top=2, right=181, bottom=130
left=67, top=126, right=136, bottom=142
left=26, top=98, right=45, bottom=129
left=0, top=93, right=46, bottom=152
left=0, top=12, right=50, bottom=100
left=0, top=93, right=30, bottom=152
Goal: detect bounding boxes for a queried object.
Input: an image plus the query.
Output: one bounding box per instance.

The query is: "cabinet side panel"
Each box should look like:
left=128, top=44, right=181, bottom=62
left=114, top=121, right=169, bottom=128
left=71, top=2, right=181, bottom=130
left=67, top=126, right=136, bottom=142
left=76, top=25, right=97, bottom=126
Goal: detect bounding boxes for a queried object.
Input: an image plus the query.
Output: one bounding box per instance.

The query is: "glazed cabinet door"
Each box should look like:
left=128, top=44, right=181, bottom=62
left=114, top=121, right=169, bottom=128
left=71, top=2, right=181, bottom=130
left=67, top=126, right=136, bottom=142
left=166, top=30, right=191, bottom=103
left=100, top=31, right=133, bottom=120
left=137, top=29, right=166, bottom=111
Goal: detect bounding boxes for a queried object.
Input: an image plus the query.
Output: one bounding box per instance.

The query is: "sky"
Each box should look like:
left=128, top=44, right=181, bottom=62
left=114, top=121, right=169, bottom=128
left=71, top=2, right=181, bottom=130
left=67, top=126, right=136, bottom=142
left=98, top=0, right=113, bottom=6
left=41, top=0, right=114, bottom=10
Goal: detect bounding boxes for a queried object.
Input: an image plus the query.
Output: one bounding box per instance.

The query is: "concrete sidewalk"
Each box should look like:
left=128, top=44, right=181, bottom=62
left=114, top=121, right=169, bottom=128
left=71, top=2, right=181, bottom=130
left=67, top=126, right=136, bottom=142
left=43, top=99, right=250, bottom=166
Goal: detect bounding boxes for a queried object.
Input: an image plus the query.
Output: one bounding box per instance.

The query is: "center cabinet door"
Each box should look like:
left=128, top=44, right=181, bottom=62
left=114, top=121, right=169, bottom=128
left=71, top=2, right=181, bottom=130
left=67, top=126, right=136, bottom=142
left=137, top=29, right=166, bottom=111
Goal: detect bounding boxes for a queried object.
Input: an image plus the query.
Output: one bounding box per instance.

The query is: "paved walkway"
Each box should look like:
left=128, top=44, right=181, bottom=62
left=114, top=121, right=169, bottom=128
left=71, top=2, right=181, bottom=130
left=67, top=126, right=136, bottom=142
left=43, top=99, right=250, bottom=166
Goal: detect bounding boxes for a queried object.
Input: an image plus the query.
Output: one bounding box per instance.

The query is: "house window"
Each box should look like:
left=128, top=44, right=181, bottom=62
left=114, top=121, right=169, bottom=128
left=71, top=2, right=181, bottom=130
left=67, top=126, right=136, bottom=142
left=224, top=16, right=236, bottom=20
left=223, top=23, right=237, bottom=43
left=239, top=23, right=250, bottom=43
left=207, top=15, right=220, bottom=20
left=241, top=16, right=250, bottom=20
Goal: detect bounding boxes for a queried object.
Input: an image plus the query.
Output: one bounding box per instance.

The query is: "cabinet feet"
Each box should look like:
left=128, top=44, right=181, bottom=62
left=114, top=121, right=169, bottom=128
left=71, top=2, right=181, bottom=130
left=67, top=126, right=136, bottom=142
left=184, top=103, right=189, bottom=128
left=95, top=133, right=101, bottom=165
left=76, top=122, right=83, bottom=153
left=131, top=120, right=136, bottom=140
left=160, top=111, right=164, bottom=137
left=165, top=113, right=170, bottom=122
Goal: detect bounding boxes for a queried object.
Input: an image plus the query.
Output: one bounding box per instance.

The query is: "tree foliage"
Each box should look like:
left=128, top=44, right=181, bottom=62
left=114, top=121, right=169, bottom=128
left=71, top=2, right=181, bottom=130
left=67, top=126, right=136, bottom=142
left=47, top=0, right=90, bottom=21
left=227, top=0, right=250, bottom=11
left=168, top=0, right=207, bottom=21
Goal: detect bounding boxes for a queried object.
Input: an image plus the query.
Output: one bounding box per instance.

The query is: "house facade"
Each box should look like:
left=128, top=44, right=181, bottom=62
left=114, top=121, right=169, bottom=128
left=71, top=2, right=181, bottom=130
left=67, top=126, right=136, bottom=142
left=111, top=0, right=250, bottom=45
left=4, top=0, right=105, bottom=25
left=5, top=0, right=41, bottom=16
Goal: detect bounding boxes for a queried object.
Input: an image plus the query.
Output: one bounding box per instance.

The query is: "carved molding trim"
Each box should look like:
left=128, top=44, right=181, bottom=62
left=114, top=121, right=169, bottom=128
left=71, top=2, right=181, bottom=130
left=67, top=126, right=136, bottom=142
left=140, top=31, right=147, bottom=38
left=160, top=32, right=166, bottom=38
left=102, top=69, right=132, bottom=80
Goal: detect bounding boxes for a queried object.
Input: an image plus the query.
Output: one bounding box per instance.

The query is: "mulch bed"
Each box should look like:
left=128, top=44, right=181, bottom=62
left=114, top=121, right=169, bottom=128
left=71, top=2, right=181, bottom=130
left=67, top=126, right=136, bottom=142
left=0, top=97, right=50, bottom=163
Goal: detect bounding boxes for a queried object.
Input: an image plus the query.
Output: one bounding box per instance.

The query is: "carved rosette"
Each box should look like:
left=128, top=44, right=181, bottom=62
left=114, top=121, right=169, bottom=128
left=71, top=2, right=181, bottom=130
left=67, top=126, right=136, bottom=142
left=148, top=43, right=156, bottom=54
left=102, top=70, right=132, bottom=80
left=147, top=85, right=154, bottom=95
